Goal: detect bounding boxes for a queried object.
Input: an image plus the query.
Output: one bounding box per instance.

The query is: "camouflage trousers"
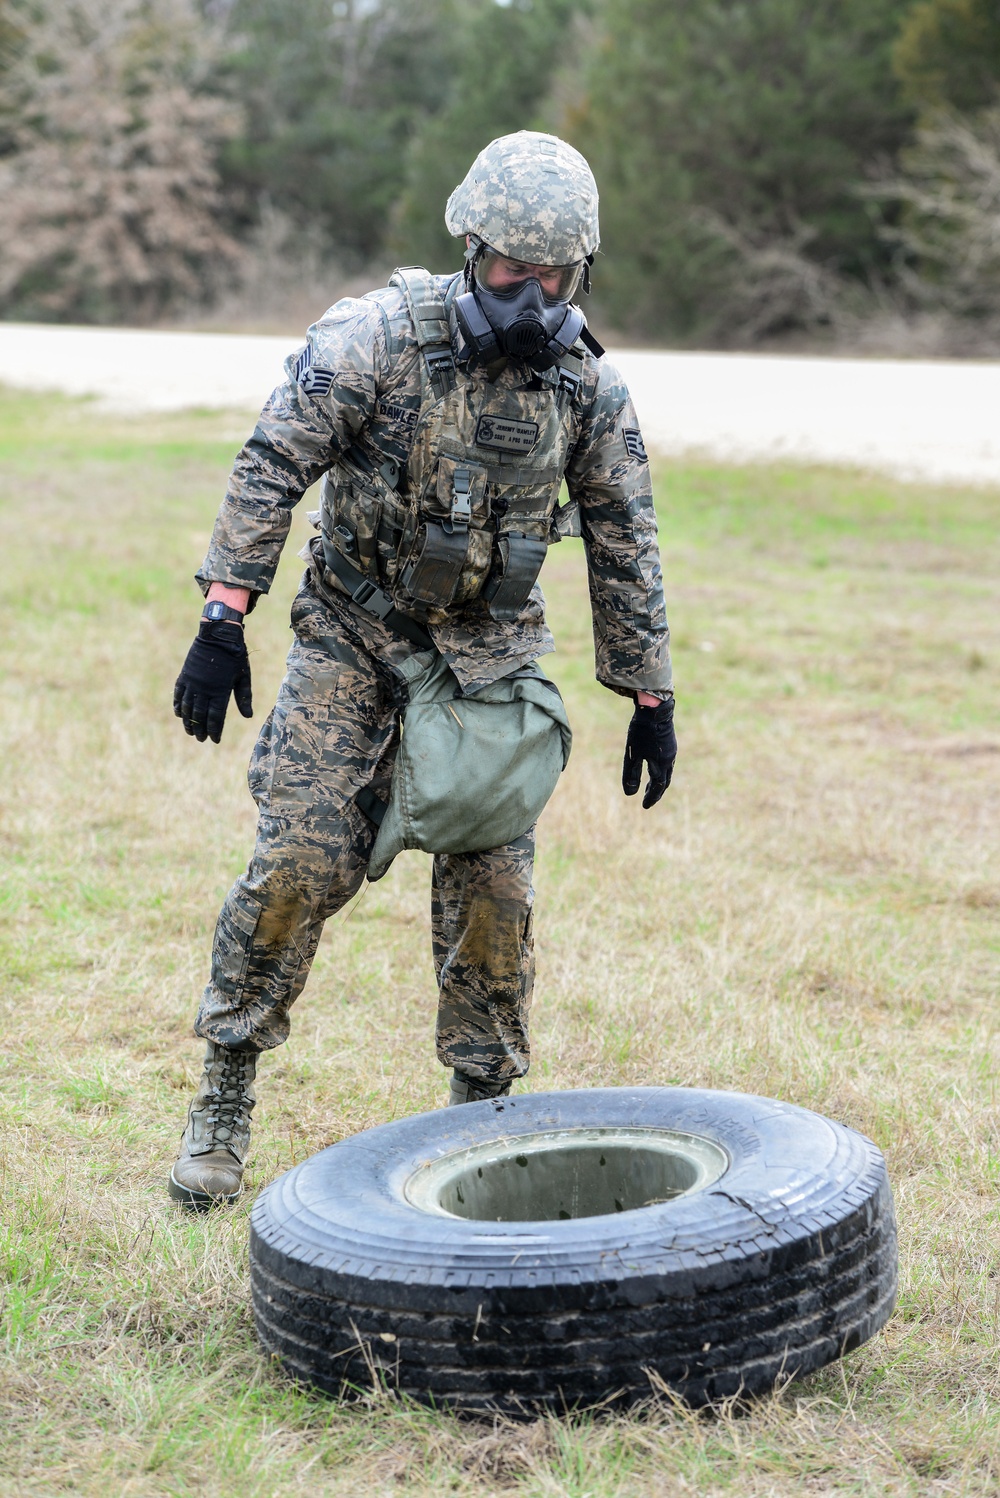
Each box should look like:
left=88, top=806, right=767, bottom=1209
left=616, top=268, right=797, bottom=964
left=194, top=583, right=535, bottom=1083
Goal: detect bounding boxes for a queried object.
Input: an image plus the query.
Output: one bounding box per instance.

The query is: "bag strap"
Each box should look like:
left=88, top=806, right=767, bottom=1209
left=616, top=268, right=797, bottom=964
left=390, top=266, right=457, bottom=401
left=580, top=325, right=605, bottom=359
left=356, top=785, right=386, bottom=827
left=321, top=534, right=434, bottom=650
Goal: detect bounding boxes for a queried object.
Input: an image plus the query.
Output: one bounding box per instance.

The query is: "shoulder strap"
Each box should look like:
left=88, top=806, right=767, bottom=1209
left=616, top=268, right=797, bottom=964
left=555, top=322, right=604, bottom=410
left=390, top=266, right=457, bottom=401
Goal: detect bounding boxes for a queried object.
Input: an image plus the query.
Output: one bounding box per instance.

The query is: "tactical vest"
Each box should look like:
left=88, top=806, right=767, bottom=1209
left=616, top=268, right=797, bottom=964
left=318, top=266, right=585, bottom=624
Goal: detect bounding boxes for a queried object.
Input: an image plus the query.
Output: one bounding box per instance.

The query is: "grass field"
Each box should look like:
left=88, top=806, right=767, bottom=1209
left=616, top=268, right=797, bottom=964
left=1, top=384, right=998, bottom=1496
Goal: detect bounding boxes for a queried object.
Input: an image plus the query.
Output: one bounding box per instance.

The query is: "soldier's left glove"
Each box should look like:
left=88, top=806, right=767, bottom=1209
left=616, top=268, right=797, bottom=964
left=622, top=696, right=677, bottom=809
left=173, top=620, right=253, bottom=744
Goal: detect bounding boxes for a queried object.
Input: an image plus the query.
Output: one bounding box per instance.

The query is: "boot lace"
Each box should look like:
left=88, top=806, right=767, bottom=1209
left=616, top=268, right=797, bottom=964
left=203, top=1051, right=255, bottom=1147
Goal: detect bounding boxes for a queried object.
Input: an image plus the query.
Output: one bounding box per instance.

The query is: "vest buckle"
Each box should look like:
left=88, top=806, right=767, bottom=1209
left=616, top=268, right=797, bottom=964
left=349, top=575, right=395, bottom=621
left=557, top=365, right=582, bottom=404
left=448, top=466, right=472, bottom=530
left=424, top=346, right=457, bottom=393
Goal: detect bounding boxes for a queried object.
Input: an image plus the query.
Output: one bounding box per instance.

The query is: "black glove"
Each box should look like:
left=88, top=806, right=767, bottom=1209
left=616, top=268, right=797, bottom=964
left=173, top=620, right=252, bottom=743
left=622, top=696, right=677, bottom=809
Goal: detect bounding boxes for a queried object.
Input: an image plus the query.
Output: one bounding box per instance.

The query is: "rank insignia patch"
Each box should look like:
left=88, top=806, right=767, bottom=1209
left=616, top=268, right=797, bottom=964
left=474, top=415, right=539, bottom=454
left=293, top=345, right=335, bottom=398
left=623, top=427, right=648, bottom=462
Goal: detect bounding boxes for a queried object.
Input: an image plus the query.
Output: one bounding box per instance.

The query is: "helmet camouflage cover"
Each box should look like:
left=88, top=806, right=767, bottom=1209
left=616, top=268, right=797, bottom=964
left=445, top=130, right=600, bottom=266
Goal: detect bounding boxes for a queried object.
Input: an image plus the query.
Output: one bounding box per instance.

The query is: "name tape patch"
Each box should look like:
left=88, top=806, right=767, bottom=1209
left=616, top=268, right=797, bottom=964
left=475, top=415, right=539, bottom=454
left=377, top=398, right=418, bottom=429
left=293, top=345, right=335, bottom=398
left=623, top=427, right=648, bottom=462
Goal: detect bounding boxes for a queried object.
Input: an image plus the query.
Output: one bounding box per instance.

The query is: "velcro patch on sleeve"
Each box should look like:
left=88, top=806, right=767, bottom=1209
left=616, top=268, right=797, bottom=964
left=293, top=344, right=335, bottom=398
left=474, top=415, right=540, bottom=454
left=623, top=426, right=648, bottom=462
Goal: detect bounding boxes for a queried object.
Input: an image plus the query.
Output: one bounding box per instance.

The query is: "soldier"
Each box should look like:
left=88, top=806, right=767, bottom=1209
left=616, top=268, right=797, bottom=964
left=168, top=131, right=677, bottom=1208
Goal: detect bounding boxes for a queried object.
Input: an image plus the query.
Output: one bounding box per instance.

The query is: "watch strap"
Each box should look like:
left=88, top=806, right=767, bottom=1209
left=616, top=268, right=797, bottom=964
left=202, top=600, right=245, bottom=626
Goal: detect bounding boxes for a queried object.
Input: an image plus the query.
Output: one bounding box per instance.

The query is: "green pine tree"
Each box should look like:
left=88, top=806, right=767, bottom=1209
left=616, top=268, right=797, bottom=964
left=217, top=0, right=461, bottom=263
left=393, top=0, right=588, bottom=272
left=569, top=0, right=915, bottom=342
left=893, top=0, right=1000, bottom=115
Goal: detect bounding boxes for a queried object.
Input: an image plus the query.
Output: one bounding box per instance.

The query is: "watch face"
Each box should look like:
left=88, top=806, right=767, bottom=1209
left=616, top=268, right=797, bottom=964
left=206, top=602, right=223, bottom=619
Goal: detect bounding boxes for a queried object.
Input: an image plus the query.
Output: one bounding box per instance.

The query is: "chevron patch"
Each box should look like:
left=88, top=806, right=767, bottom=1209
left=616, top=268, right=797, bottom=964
left=293, top=344, right=335, bottom=398
left=623, top=427, right=647, bottom=461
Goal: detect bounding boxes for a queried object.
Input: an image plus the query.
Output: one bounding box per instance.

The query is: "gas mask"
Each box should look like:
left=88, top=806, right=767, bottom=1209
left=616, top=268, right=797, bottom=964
left=454, top=241, right=591, bottom=371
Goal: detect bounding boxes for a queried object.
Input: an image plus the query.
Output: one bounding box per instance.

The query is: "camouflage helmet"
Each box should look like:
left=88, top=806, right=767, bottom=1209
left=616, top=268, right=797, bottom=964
left=445, top=131, right=600, bottom=265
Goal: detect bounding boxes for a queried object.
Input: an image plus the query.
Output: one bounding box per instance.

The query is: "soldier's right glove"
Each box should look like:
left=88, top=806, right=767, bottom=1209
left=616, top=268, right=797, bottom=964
left=622, top=696, right=677, bottom=809
left=173, top=620, right=253, bottom=744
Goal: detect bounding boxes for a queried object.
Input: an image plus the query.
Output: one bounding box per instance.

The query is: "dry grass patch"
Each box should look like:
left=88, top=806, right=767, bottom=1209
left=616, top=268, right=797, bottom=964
left=1, top=388, right=998, bottom=1494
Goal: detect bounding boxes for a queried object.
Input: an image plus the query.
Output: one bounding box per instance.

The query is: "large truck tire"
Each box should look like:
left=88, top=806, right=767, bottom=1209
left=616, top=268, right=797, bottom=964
left=249, top=1087, right=897, bottom=1414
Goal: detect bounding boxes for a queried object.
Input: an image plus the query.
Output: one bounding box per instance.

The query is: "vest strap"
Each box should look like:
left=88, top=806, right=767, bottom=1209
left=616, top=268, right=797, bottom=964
left=390, top=266, right=457, bottom=400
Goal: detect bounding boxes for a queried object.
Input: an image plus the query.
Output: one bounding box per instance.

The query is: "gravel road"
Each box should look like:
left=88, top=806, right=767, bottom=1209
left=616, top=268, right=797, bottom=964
left=2, top=320, right=999, bottom=485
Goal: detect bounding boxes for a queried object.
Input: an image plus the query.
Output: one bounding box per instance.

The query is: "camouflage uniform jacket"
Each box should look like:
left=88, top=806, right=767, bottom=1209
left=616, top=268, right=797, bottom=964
left=197, top=272, right=672, bottom=699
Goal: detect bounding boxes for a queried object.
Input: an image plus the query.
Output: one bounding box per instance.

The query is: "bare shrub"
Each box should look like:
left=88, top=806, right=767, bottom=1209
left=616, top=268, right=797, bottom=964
left=0, top=0, right=241, bottom=324
left=862, top=107, right=1000, bottom=353
left=703, top=110, right=1000, bottom=357
left=691, top=210, right=847, bottom=346
left=183, top=201, right=393, bottom=335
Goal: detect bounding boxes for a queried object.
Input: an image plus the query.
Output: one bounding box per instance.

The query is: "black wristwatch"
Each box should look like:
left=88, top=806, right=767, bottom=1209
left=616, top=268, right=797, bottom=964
left=202, top=600, right=245, bottom=626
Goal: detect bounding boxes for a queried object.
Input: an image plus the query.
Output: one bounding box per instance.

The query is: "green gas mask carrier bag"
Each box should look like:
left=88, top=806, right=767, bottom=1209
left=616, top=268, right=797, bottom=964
left=364, top=647, right=572, bottom=883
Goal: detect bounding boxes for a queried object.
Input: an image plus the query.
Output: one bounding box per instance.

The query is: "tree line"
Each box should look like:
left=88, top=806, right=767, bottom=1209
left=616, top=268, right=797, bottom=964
left=1, top=0, right=998, bottom=349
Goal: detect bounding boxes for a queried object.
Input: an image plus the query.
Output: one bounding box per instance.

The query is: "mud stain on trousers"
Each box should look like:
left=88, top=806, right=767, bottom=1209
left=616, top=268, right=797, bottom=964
left=195, top=579, right=535, bottom=1083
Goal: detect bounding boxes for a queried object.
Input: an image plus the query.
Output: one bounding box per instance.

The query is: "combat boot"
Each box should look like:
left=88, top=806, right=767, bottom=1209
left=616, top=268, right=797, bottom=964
left=448, top=1069, right=512, bottom=1106
left=168, top=1041, right=257, bottom=1208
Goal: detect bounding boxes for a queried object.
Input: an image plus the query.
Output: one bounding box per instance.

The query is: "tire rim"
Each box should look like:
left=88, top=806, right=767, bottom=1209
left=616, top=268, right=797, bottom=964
left=404, top=1126, right=729, bottom=1222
